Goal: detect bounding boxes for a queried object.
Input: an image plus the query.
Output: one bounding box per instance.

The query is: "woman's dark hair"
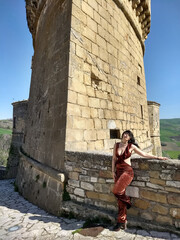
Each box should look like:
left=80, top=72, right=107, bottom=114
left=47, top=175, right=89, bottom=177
left=122, top=130, right=140, bottom=148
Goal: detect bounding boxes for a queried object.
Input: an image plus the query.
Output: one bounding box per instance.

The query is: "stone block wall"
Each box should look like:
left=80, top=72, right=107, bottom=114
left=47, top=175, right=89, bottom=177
left=66, top=0, right=152, bottom=153
left=16, top=151, right=65, bottom=216
left=65, top=151, right=115, bottom=210
left=0, top=166, right=7, bottom=180
left=64, top=151, right=180, bottom=233
left=23, top=0, right=72, bottom=171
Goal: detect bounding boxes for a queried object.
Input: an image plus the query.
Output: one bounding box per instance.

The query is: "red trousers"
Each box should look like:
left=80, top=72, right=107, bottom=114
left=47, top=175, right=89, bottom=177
left=113, top=162, right=134, bottom=223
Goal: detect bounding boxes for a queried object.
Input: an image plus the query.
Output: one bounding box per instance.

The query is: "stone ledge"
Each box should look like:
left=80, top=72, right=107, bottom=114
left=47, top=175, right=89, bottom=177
left=62, top=200, right=116, bottom=223
left=127, top=216, right=180, bottom=236
left=12, top=100, right=28, bottom=106
left=65, top=150, right=180, bottom=167
left=20, top=148, right=65, bottom=183
left=62, top=200, right=180, bottom=235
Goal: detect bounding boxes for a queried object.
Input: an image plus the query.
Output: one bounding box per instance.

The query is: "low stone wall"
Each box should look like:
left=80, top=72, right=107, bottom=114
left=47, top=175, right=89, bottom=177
left=64, top=151, right=180, bottom=234
left=15, top=151, right=65, bottom=216
left=0, top=166, right=7, bottom=180
left=6, top=133, right=24, bottom=179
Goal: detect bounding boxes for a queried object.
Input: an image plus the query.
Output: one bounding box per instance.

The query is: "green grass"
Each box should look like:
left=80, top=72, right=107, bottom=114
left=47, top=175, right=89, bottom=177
left=72, top=229, right=83, bottom=235
left=164, top=151, right=180, bottom=159
left=0, top=128, right=12, bottom=135
left=176, top=142, right=180, bottom=147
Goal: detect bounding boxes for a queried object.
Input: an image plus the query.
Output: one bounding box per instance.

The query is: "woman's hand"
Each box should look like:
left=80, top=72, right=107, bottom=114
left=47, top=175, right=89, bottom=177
left=112, top=171, right=116, bottom=181
left=157, top=156, right=169, bottom=160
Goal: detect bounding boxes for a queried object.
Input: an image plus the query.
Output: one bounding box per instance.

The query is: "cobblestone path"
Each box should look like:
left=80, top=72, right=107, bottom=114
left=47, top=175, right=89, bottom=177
left=0, top=179, right=179, bottom=240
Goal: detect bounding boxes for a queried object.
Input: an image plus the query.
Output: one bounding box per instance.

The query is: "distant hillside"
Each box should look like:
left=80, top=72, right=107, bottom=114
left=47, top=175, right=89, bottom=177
left=0, top=119, right=12, bottom=166
left=160, top=118, right=180, bottom=142
left=0, top=119, right=13, bottom=130
left=160, top=118, right=180, bottom=159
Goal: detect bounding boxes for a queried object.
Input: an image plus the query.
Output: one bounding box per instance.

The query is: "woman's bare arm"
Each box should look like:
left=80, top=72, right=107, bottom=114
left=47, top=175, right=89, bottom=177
left=132, top=144, right=168, bottom=160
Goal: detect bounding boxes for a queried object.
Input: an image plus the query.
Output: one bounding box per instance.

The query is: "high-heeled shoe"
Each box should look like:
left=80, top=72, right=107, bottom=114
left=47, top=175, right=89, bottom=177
left=112, top=221, right=127, bottom=231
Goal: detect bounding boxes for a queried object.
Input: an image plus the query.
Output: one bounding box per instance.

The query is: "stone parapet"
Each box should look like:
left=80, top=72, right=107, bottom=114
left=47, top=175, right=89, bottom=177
left=113, top=0, right=151, bottom=52
left=26, top=0, right=151, bottom=48
left=64, top=151, right=180, bottom=234
left=25, top=0, right=47, bottom=47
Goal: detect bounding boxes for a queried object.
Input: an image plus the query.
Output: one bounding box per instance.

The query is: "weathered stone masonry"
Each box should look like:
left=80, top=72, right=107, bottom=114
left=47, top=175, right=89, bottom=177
left=14, top=0, right=180, bottom=234
left=24, top=0, right=155, bottom=159
left=66, top=0, right=152, bottom=152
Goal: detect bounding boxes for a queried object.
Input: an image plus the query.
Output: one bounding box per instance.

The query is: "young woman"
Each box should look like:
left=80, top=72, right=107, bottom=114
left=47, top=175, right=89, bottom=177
left=112, top=130, right=168, bottom=231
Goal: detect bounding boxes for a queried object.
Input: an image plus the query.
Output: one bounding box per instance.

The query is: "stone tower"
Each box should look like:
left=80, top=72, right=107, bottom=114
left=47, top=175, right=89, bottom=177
left=148, top=101, right=162, bottom=156
left=24, top=0, right=152, bottom=164
left=16, top=0, right=155, bottom=215
left=6, top=100, right=28, bottom=178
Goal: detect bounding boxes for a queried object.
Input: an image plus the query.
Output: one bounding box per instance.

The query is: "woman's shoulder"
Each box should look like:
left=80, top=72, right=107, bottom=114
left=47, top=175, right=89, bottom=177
left=129, top=143, right=137, bottom=149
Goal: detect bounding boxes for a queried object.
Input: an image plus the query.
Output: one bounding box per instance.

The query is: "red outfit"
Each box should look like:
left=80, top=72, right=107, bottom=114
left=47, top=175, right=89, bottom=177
left=113, top=143, right=134, bottom=223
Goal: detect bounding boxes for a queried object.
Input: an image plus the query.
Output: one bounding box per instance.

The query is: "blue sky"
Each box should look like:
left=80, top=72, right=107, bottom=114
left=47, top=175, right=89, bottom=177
left=0, top=0, right=179, bottom=120
left=144, top=0, right=180, bottom=119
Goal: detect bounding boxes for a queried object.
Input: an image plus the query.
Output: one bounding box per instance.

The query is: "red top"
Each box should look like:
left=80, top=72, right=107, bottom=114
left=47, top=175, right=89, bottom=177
left=115, top=143, right=132, bottom=166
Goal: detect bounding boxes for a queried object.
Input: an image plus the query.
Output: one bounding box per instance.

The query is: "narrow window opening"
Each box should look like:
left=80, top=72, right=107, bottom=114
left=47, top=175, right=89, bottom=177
left=137, top=76, right=140, bottom=85
left=13, top=117, right=16, bottom=129
left=23, top=134, right=26, bottom=144
left=141, top=105, right=143, bottom=119
left=48, top=101, right=50, bottom=113
left=110, top=129, right=120, bottom=139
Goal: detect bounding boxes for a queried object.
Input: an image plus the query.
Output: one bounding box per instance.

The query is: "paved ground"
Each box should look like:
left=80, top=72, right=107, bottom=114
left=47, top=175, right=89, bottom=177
left=0, top=179, right=180, bottom=240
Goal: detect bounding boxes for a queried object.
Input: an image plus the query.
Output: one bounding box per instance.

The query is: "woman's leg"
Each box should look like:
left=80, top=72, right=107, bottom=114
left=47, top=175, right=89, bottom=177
left=113, top=171, right=133, bottom=223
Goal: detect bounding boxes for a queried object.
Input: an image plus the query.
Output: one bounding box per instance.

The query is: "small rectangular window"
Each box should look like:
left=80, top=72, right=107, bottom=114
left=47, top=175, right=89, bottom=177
left=13, top=117, right=16, bottom=129
left=110, top=129, right=120, bottom=139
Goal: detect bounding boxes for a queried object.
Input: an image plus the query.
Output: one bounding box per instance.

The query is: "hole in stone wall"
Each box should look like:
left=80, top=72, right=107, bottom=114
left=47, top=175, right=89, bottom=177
left=110, top=129, right=120, bottom=139
left=91, top=72, right=102, bottom=89
left=32, top=1, right=38, bottom=8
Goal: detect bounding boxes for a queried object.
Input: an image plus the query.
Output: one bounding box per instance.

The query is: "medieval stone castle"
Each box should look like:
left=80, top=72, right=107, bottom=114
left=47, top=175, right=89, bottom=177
left=7, top=0, right=180, bottom=234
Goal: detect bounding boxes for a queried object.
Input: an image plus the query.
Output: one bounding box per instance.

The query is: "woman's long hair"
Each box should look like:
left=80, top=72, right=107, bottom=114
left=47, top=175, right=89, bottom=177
left=122, top=130, right=140, bottom=148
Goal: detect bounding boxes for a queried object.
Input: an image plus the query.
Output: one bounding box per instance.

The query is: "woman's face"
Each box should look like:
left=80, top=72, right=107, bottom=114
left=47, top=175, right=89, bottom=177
left=122, top=132, right=130, bottom=142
